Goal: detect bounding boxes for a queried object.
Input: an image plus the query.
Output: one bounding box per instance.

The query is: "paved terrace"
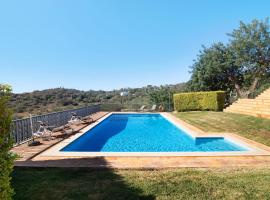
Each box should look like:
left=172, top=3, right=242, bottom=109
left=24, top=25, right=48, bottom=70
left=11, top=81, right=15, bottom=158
left=12, top=112, right=270, bottom=169
left=12, top=112, right=109, bottom=161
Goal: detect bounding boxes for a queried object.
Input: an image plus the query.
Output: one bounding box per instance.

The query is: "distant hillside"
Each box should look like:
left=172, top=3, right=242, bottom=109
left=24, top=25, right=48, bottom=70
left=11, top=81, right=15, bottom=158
left=10, top=83, right=187, bottom=119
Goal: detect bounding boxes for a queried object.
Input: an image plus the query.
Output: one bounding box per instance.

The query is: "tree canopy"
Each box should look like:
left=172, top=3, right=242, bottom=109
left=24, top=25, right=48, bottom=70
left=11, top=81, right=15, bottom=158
left=189, top=19, right=270, bottom=99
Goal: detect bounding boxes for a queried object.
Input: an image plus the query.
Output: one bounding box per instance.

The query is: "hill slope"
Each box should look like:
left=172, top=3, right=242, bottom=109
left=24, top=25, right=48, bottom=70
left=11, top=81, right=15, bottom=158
left=10, top=83, right=187, bottom=119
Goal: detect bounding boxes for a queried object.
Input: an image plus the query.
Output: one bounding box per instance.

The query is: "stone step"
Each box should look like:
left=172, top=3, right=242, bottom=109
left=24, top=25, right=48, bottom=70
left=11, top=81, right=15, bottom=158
left=228, top=105, right=270, bottom=110
left=234, top=104, right=270, bottom=108
left=225, top=108, right=270, bottom=115
left=233, top=101, right=270, bottom=105
left=226, top=109, right=270, bottom=114
left=258, top=92, right=270, bottom=95
left=259, top=94, right=270, bottom=96
left=225, top=103, right=270, bottom=110
left=223, top=87, right=270, bottom=119
left=239, top=98, right=270, bottom=101
left=226, top=112, right=270, bottom=119
left=224, top=109, right=270, bottom=118
left=228, top=104, right=270, bottom=109
left=233, top=104, right=270, bottom=108
left=226, top=108, right=270, bottom=114
left=225, top=111, right=270, bottom=119
left=257, top=92, right=270, bottom=98
left=257, top=96, right=270, bottom=100
left=238, top=99, right=270, bottom=104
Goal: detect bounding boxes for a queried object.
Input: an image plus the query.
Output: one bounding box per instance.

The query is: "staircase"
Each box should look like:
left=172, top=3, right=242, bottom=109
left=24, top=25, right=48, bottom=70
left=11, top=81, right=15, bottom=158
left=224, top=88, right=270, bottom=119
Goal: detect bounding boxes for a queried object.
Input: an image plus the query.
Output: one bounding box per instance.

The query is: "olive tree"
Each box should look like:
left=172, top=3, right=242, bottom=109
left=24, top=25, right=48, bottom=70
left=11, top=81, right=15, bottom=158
left=227, top=19, right=270, bottom=97
left=189, top=19, right=270, bottom=99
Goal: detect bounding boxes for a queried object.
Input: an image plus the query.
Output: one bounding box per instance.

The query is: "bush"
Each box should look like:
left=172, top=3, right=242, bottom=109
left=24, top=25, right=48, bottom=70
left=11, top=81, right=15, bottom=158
left=0, top=84, right=14, bottom=200
left=173, top=91, right=225, bottom=112
left=100, top=103, right=122, bottom=111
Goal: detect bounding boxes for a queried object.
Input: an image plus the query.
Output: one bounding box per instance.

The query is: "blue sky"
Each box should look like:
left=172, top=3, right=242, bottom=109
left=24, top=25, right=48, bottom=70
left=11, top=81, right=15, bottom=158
left=0, top=0, right=269, bottom=93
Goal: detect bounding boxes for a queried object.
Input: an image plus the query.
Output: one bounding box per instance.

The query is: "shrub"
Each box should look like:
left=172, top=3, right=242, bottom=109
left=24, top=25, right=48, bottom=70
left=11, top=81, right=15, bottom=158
left=100, top=103, right=122, bottom=111
left=173, top=91, right=225, bottom=112
left=0, top=84, right=14, bottom=200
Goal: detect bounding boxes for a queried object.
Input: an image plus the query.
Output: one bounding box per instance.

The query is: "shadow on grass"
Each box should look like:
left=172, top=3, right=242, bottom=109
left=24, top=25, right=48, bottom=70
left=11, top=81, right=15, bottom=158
left=12, top=157, right=155, bottom=200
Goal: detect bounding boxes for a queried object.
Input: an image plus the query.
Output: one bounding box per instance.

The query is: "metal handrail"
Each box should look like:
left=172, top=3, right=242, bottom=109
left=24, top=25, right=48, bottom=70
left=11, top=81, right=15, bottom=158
left=11, top=104, right=100, bottom=145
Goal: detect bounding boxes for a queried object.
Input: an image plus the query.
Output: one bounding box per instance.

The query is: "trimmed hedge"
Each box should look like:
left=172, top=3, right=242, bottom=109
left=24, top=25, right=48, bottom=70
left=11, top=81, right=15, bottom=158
left=173, top=91, right=225, bottom=112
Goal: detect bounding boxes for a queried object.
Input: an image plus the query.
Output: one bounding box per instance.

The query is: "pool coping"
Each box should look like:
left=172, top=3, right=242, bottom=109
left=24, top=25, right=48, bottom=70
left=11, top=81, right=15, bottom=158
left=35, top=112, right=270, bottom=159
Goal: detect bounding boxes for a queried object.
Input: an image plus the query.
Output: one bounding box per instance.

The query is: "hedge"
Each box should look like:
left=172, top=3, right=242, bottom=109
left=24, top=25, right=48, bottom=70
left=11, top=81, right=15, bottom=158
left=173, top=91, right=225, bottom=112
left=0, top=84, right=14, bottom=200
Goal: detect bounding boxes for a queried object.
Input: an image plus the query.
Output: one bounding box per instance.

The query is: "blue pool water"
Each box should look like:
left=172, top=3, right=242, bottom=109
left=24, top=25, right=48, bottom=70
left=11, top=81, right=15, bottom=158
left=61, top=114, right=247, bottom=152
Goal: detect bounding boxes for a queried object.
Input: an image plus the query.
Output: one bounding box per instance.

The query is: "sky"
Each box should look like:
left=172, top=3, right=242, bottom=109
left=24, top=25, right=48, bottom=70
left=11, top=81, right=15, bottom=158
left=0, top=0, right=269, bottom=93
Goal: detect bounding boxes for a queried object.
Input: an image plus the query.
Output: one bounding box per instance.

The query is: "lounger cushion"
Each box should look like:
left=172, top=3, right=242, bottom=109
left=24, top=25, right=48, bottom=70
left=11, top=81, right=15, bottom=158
left=52, top=126, right=65, bottom=132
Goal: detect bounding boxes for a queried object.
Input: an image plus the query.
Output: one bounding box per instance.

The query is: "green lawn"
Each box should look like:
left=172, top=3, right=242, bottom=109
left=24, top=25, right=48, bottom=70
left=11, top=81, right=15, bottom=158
left=12, top=112, right=270, bottom=200
left=174, top=111, right=270, bottom=147
left=12, top=167, right=270, bottom=200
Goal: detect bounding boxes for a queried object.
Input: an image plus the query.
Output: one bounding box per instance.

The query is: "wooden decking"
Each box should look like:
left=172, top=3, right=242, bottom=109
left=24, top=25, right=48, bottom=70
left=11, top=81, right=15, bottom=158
left=12, top=112, right=108, bottom=161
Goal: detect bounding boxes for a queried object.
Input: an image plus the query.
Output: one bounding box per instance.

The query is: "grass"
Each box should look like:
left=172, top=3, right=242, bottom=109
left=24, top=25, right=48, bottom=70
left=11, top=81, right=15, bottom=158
left=12, top=167, right=270, bottom=200
left=12, top=111, right=270, bottom=200
left=174, top=111, right=270, bottom=147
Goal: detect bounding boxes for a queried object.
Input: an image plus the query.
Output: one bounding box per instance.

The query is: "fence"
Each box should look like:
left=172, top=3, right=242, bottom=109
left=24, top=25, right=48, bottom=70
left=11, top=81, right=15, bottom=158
left=11, top=104, right=100, bottom=145
left=99, top=103, right=173, bottom=112
left=11, top=103, right=173, bottom=145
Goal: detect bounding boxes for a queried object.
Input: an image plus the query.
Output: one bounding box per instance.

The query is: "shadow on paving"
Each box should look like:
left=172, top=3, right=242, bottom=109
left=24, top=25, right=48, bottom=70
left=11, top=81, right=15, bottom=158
left=12, top=157, right=155, bottom=200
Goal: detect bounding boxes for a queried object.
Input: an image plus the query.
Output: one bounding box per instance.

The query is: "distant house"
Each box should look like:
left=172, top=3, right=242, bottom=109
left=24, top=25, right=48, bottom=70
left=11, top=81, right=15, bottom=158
left=120, top=91, right=129, bottom=97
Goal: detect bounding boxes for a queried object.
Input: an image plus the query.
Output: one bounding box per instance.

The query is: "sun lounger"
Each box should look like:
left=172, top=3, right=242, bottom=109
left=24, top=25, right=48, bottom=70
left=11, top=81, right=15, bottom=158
left=32, top=121, right=52, bottom=141
left=52, top=125, right=65, bottom=132
left=68, top=112, right=82, bottom=125
left=51, top=114, right=95, bottom=138
left=81, top=115, right=95, bottom=123
left=138, top=105, right=146, bottom=112
left=145, top=105, right=157, bottom=112
left=68, top=112, right=95, bottom=125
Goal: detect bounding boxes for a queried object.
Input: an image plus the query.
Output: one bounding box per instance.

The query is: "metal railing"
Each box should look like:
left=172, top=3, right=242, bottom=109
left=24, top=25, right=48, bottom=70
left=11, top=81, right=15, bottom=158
left=11, top=104, right=100, bottom=145
left=99, top=103, right=173, bottom=112
left=11, top=102, right=173, bottom=145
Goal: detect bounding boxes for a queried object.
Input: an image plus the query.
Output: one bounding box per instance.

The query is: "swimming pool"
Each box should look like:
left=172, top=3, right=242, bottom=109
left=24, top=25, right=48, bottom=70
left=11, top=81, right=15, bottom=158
left=61, top=113, right=247, bottom=152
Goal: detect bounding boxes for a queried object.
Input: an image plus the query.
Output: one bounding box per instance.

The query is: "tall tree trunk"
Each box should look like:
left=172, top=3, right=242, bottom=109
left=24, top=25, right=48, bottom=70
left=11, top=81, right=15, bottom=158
left=234, top=83, right=249, bottom=98
left=247, top=77, right=260, bottom=98
left=228, top=75, right=248, bottom=98
left=228, top=75, right=259, bottom=98
left=232, top=77, right=260, bottom=99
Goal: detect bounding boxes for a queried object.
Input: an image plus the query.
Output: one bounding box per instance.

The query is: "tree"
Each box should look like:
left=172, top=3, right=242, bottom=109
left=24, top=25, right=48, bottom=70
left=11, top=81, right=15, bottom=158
left=228, top=19, right=270, bottom=98
left=189, top=19, right=270, bottom=99
left=189, top=43, right=237, bottom=93
left=0, top=84, right=14, bottom=200
left=148, top=86, right=174, bottom=111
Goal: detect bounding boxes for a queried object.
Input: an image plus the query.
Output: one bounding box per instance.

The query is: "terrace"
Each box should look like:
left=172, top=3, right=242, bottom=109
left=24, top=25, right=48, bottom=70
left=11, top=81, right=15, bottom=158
left=11, top=103, right=270, bottom=168
left=12, top=110, right=109, bottom=162
left=11, top=109, right=270, bottom=199
left=2, top=2, right=270, bottom=198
